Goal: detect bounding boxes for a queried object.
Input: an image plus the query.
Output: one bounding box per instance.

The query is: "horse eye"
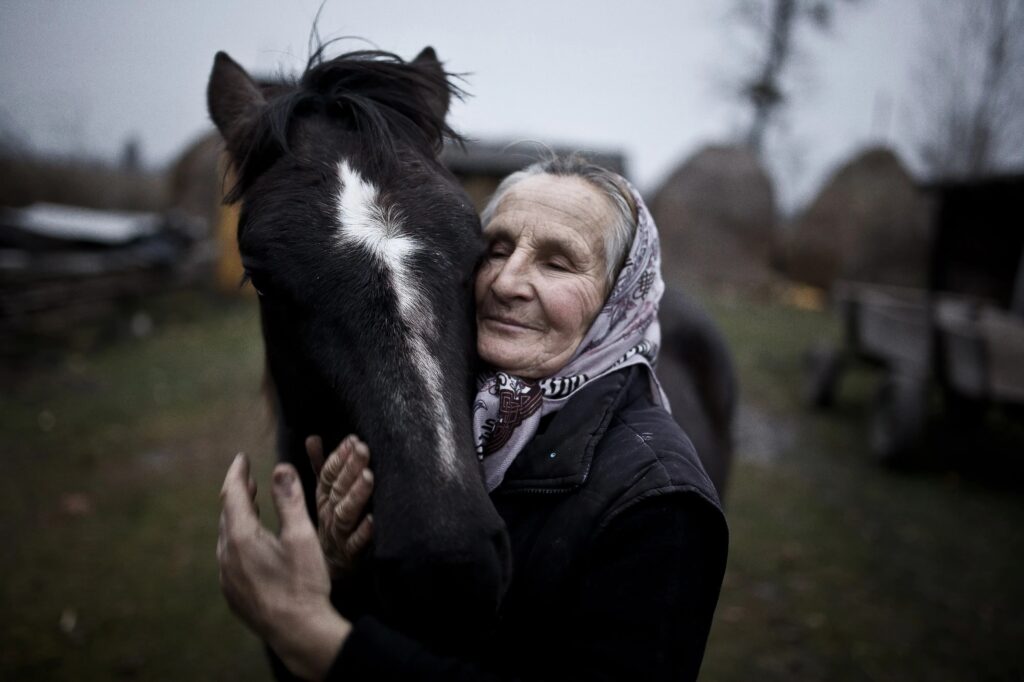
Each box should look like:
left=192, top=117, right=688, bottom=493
left=240, top=271, right=267, bottom=297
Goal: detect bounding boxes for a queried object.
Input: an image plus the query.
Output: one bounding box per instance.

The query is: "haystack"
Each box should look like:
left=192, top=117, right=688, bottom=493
left=784, top=147, right=931, bottom=289
left=650, top=144, right=776, bottom=291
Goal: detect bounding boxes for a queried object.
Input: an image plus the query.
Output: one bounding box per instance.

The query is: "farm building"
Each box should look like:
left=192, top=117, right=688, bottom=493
left=441, top=140, right=626, bottom=211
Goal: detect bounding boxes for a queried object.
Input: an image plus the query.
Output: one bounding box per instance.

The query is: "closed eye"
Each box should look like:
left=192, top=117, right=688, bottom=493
left=487, top=244, right=511, bottom=259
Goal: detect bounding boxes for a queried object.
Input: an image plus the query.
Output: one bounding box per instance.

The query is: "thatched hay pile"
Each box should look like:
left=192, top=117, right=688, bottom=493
left=783, top=147, right=931, bottom=289
left=650, top=144, right=777, bottom=291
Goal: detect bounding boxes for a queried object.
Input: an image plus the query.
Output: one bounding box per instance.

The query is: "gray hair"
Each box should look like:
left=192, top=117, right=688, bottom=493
left=480, top=155, right=638, bottom=290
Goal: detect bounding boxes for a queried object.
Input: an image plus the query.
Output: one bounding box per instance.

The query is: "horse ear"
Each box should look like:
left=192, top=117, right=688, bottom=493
left=412, top=46, right=451, bottom=123
left=207, top=51, right=265, bottom=159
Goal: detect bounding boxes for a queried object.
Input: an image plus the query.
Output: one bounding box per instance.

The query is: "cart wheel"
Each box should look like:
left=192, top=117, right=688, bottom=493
left=869, top=374, right=927, bottom=466
left=804, top=343, right=844, bottom=409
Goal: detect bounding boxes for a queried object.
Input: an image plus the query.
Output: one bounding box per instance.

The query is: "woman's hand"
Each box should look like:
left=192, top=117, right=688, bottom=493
left=217, top=453, right=349, bottom=681
left=306, top=435, right=375, bottom=578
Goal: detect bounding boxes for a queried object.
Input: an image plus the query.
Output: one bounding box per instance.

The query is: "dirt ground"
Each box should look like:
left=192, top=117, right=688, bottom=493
left=2, top=289, right=1022, bottom=680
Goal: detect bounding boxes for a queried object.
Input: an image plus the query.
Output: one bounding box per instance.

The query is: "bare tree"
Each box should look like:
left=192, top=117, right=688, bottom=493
left=734, top=0, right=861, bottom=156
left=912, top=0, right=1024, bottom=179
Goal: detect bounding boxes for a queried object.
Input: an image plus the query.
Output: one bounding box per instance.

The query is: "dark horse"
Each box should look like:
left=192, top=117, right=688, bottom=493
left=207, top=46, right=511, bottom=647
left=657, top=286, right=736, bottom=495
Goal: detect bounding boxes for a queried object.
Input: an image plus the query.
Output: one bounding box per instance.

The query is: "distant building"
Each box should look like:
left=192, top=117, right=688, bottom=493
left=441, top=140, right=626, bottom=211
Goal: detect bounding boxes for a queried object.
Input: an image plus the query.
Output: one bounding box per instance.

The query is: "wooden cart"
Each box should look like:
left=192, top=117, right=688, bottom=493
left=805, top=174, right=1024, bottom=464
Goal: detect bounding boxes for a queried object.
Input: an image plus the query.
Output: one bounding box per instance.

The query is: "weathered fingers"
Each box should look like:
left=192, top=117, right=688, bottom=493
left=327, top=437, right=369, bottom=511
left=333, top=466, right=373, bottom=535
left=312, top=435, right=375, bottom=577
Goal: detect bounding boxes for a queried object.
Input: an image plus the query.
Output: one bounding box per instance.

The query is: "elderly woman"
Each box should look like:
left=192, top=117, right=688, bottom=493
left=218, top=157, right=728, bottom=680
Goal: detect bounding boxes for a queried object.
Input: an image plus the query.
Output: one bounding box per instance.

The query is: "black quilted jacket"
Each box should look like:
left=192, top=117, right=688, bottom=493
left=329, top=364, right=728, bottom=681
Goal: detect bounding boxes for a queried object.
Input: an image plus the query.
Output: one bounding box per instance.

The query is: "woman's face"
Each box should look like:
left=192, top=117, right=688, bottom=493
left=475, top=174, right=614, bottom=378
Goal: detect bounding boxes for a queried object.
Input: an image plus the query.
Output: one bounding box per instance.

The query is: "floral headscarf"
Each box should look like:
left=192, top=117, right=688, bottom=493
left=473, top=180, right=668, bottom=492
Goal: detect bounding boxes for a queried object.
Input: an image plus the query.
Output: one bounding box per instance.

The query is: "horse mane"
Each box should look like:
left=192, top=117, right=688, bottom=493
left=226, top=47, right=465, bottom=203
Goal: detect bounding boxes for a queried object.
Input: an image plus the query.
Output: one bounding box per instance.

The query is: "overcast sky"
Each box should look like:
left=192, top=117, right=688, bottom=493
left=0, top=0, right=931, bottom=209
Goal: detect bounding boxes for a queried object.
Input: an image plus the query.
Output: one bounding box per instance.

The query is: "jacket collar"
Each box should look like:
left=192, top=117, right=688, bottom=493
left=493, top=367, right=639, bottom=493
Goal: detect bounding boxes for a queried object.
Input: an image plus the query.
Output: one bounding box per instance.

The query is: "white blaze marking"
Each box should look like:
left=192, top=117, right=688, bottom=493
left=335, top=161, right=455, bottom=477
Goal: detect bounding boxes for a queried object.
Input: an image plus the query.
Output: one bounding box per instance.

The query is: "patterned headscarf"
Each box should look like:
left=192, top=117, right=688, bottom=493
left=473, top=179, right=668, bottom=492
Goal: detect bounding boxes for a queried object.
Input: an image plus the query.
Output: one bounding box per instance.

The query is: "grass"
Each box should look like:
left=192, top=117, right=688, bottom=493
left=2, top=289, right=1022, bottom=680
left=702, top=294, right=1024, bottom=681
left=1, top=292, right=275, bottom=681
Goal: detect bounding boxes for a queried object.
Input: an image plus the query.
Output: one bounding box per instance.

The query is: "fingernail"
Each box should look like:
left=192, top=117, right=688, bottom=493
left=274, top=468, right=296, bottom=495
left=362, top=469, right=373, bottom=483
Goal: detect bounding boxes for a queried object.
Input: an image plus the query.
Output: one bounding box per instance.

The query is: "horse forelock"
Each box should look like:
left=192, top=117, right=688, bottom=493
left=225, top=49, right=464, bottom=204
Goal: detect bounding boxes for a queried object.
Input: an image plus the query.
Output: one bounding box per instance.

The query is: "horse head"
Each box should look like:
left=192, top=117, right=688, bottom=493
left=207, top=47, right=510, bottom=641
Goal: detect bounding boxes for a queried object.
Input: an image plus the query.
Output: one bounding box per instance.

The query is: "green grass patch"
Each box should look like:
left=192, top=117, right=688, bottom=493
left=699, top=292, right=1024, bottom=682
left=1, top=291, right=274, bottom=681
